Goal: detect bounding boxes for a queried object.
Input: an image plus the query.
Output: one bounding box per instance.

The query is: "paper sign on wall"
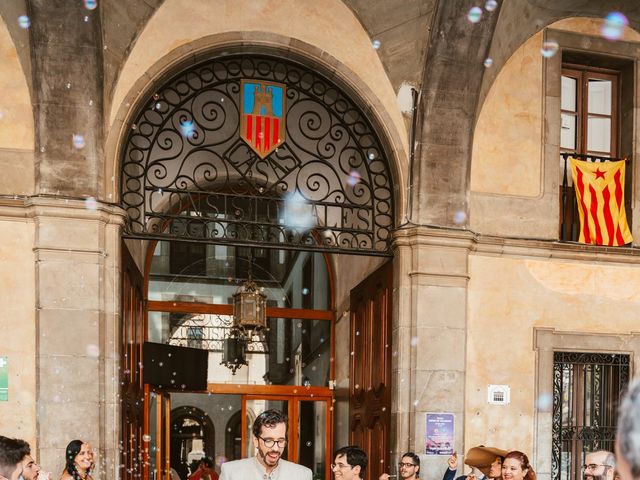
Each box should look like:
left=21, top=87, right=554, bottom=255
left=0, top=357, right=7, bottom=401
left=425, top=412, right=454, bottom=455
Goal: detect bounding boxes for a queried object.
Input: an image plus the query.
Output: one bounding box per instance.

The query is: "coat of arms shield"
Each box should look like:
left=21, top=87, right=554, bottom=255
left=240, top=80, right=286, bottom=158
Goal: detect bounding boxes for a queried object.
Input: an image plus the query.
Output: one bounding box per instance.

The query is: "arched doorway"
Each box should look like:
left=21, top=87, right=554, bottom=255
left=170, top=406, right=215, bottom=479
left=119, top=51, right=396, bottom=480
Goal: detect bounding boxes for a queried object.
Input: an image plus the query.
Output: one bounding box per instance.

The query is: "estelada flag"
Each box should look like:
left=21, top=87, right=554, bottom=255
left=569, top=157, right=632, bottom=246
left=240, top=80, right=286, bottom=158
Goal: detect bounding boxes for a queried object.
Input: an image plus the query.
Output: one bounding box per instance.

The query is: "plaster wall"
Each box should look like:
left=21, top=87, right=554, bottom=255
left=108, top=0, right=406, bottom=147
left=466, top=253, right=640, bottom=455
left=0, top=217, right=36, bottom=445
left=0, top=15, right=34, bottom=194
left=470, top=18, right=640, bottom=235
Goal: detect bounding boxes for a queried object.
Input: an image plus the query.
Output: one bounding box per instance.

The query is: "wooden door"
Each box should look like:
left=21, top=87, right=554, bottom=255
left=122, top=243, right=146, bottom=480
left=349, top=261, right=393, bottom=480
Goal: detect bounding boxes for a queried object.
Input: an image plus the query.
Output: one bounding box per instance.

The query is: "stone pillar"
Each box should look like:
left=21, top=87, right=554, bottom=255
left=392, top=226, right=473, bottom=478
left=415, top=0, right=500, bottom=226
left=33, top=197, right=124, bottom=480
left=29, top=0, right=104, bottom=196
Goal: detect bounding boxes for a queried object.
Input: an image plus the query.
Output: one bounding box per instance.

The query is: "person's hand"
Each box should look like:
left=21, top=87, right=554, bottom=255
left=37, top=472, right=51, bottom=480
left=379, top=474, right=392, bottom=480
left=467, top=473, right=477, bottom=480
left=448, top=452, right=458, bottom=470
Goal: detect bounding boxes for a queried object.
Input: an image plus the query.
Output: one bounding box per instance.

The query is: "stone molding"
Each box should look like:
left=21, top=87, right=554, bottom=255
left=0, top=195, right=126, bottom=225
left=393, top=225, right=640, bottom=265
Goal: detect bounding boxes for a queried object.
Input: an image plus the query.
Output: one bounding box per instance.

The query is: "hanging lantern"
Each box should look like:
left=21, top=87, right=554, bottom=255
left=220, top=332, right=248, bottom=375
left=232, top=277, right=267, bottom=336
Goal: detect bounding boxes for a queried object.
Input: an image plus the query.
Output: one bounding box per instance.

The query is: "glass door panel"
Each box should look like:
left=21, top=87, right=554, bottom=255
left=146, top=387, right=171, bottom=480
left=148, top=391, right=158, bottom=480
left=298, top=400, right=328, bottom=480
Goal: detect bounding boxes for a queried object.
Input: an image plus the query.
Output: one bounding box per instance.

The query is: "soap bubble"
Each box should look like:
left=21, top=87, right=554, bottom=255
left=72, top=134, right=85, bottom=149
left=372, top=39, right=381, bottom=49
left=453, top=210, right=467, bottom=225
left=84, top=197, right=97, bottom=212
left=467, top=7, right=482, bottom=23
left=180, top=120, right=195, bottom=137
left=483, top=58, right=493, bottom=68
left=18, top=15, right=30, bottom=29
left=142, top=434, right=151, bottom=443
left=306, top=441, right=312, bottom=447
left=84, top=0, right=98, bottom=10
left=537, top=393, right=553, bottom=410
left=302, top=287, right=310, bottom=295
left=602, top=12, right=628, bottom=40
left=347, top=170, right=361, bottom=186
left=485, top=0, right=498, bottom=11
left=86, top=344, right=99, bottom=357
left=540, top=41, right=559, bottom=58
left=368, top=152, right=376, bottom=160
left=282, top=191, right=315, bottom=230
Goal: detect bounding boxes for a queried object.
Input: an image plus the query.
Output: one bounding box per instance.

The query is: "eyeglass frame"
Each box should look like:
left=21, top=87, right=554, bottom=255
left=331, top=462, right=354, bottom=470
left=258, top=436, right=288, bottom=449
left=399, top=462, right=418, bottom=468
left=582, top=464, right=613, bottom=472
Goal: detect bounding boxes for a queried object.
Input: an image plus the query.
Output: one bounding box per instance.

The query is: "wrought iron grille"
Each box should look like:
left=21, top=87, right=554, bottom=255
left=121, top=55, right=394, bottom=255
left=552, top=352, right=629, bottom=480
left=167, top=312, right=267, bottom=353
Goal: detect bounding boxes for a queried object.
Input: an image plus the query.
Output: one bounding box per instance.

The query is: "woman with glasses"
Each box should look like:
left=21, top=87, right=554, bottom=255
left=379, top=452, right=420, bottom=480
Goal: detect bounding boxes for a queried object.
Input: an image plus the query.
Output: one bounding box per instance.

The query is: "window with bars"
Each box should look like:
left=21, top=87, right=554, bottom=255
left=559, top=64, right=623, bottom=241
left=552, top=352, right=629, bottom=480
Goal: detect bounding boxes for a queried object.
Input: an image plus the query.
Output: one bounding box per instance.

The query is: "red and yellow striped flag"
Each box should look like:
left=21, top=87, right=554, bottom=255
left=570, top=157, right=632, bottom=246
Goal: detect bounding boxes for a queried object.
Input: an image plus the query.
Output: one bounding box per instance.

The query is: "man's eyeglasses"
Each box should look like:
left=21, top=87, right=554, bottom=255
left=399, top=463, right=417, bottom=468
left=583, top=464, right=612, bottom=472
left=331, top=463, right=354, bottom=470
left=259, top=437, right=287, bottom=449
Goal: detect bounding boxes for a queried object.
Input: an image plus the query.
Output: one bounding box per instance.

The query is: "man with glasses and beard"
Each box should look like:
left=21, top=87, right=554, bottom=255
left=219, top=409, right=311, bottom=480
left=379, top=452, right=420, bottom=480
left=582, top=451, right=615, bottom=480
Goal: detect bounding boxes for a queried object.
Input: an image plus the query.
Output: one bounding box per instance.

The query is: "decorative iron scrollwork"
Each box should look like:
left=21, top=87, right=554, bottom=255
left=121, top=55, right=394, bottom=255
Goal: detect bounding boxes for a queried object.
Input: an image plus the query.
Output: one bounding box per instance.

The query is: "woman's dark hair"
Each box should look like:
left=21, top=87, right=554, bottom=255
left=402, top=452, right=421, bottom=477
left=64, top=440, right=90, bottom=480
left=504, top=451, right=536, bottom=480
left=200, top=457, right=214, bottom=469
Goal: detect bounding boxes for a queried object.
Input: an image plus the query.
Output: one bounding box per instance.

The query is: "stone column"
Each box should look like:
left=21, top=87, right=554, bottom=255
left=29, top=0, right=104, bottom=196
left=392, top=226, right=474, bottom=477
left=33, top=197, right=124, bottom=480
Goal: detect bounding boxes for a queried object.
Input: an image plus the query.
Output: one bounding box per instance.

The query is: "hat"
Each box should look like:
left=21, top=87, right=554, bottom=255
left=464, top=446, right=509, bottom=477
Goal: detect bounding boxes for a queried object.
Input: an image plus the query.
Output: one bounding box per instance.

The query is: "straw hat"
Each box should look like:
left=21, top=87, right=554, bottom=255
left=464, top=446, right=509, bottom=477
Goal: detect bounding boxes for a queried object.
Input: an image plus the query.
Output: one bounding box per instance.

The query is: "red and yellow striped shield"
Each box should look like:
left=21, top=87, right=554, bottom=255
left=570, top=157, right=632, bottom=246
left=240, top=80, right=286, bottom=158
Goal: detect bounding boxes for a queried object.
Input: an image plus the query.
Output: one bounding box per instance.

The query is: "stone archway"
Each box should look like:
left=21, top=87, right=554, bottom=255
left=120, top=53, right=397, bottom=257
